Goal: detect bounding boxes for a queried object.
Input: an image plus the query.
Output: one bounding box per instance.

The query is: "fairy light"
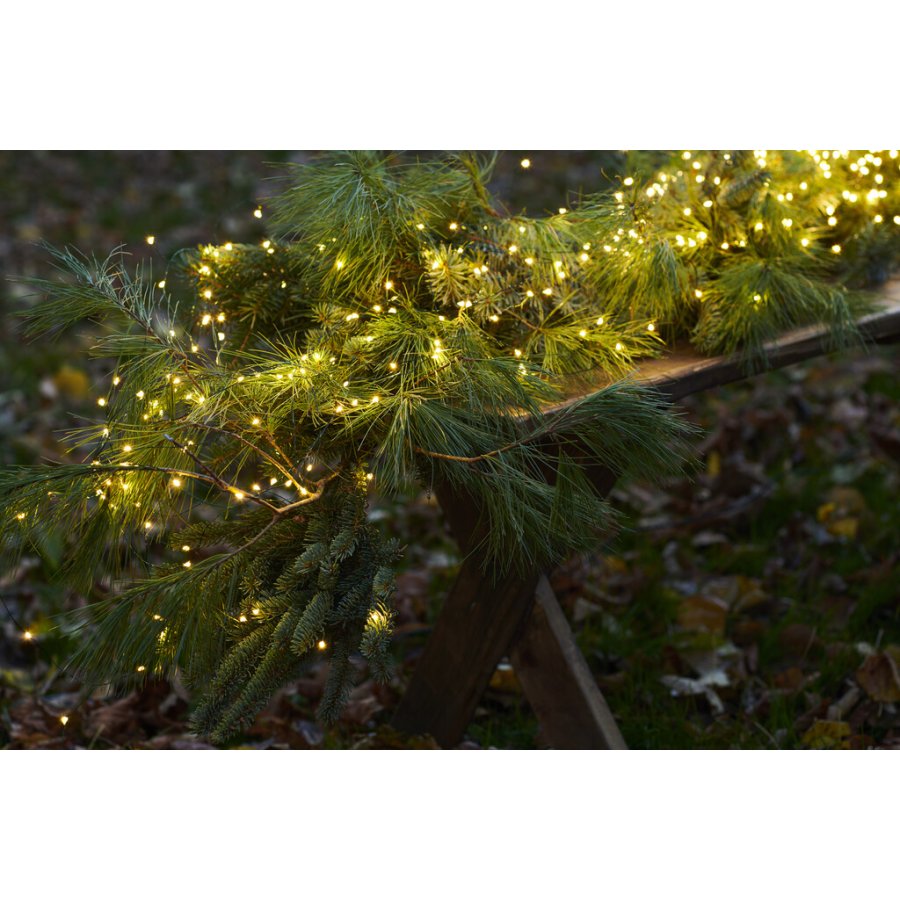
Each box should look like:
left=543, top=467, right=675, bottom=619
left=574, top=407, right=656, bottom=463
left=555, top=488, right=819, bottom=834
left=136, top=390, right=145, bottom=399
left=253, top=208, right=263, bottom=219
left=60, top=715, right=69, bottom=726
left=145, top=235, right=155, bottom=245
left=122, top=444, right=132, bottom=453
left=183, top=560, right=192, bottom=568
left=317, top=640, right=327, bottom=650
left=97, top=397, right=107, bottom=407
left=520, top=158, right=531, bottom=169
left=23, top=630, right=33, bottom=641
left=252, top=483, right=262, bottom=492
left=136, top=665, right=146, bottom=673
left=647, top=323, right=655, bottom=332
left=832, top=244, right=842, bottom=254
left=170, top=478, right=182, bottom=489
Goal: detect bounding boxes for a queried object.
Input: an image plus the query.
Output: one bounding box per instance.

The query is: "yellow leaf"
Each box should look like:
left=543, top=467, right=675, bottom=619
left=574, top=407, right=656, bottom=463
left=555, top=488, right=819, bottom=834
left=802, top=720, right=851, bottom=750
left=53, top=365, right=90, bottom=399
left=827, top=517, right=858, bottom=539
left=816, top=502, right=835, bottom=523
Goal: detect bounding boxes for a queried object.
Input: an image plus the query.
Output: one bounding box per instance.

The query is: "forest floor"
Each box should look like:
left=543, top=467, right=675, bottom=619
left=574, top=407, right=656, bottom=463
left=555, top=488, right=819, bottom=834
left=1, top=152, right=898, bottom=749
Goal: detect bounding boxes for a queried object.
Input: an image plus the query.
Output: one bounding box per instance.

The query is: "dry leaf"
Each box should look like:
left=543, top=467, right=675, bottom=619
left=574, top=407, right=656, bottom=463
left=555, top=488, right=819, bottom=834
left=856, top=649, right=900, bottom=703
left=802, top=719, right=851, bottom=749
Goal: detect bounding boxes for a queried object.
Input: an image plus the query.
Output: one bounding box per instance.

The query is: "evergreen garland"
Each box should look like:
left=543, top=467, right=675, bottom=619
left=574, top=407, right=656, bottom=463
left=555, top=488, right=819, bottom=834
left=2, top=150, right=898, bottom=742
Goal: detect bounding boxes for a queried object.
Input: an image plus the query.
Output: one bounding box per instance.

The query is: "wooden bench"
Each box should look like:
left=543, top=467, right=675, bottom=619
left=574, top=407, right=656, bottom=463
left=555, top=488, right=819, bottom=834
left=392, top=280, right=900, bottom=749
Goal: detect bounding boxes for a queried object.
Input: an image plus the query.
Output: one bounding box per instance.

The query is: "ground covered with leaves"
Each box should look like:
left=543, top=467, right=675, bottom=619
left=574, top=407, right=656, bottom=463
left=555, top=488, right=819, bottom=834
left=1, top=152, right=898, bottom=749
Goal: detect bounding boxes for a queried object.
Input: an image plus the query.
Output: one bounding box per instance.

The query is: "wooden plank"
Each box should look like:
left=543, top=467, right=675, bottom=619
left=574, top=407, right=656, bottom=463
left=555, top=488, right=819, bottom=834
left=544, top=282, right=900, bottom=411
left=510, top=576, right=627, bottom=749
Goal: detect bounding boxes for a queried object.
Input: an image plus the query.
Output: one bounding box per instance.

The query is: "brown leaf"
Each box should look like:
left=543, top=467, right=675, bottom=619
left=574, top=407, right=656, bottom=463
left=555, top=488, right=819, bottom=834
left=677, top=594, right=728, bottom=634
left=856, top=649, right=900, bottom=703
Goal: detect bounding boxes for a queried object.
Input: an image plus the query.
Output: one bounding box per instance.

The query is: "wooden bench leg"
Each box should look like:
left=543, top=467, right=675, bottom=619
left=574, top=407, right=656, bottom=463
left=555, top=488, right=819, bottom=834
left=393, top=469, right=627, bottom=749
left=391, top=550, right=538, bottom=748
left=510, top=575, right=627, bottom=749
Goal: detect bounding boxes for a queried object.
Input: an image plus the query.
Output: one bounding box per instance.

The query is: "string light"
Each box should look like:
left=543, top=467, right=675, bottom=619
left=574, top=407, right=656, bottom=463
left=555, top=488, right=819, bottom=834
left=520, top=158, right=531, bottom=169
left=317, top=640, right=327, bottom=650
left=145, top=235, right=155, bottom=245
left=253, top=208, right=263, bottom=219
left=23, top=630, right=33, bottom=641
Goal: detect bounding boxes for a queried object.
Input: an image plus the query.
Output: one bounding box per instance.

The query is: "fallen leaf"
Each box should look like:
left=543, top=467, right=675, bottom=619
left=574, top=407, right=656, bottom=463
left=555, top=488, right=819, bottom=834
left=677, top=594, right=728, bottom=634
left=856, top=649, right=900, bottom=703
left=802, top=719, right=851, bottom=750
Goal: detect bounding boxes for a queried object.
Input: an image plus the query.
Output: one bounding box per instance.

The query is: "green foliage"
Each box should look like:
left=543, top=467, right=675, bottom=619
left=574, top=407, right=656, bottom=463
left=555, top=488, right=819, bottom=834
left=2, top=149, right=899, bottom=742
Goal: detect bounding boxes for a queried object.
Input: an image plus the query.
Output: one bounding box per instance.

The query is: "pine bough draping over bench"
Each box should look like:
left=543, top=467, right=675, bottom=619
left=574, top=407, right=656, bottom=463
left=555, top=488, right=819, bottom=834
left=2, top=150, right=898, bottom=742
